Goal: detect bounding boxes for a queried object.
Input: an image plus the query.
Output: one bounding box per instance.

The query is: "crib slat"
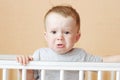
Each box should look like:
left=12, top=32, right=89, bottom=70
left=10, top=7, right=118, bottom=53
left=79, top=70, right=84, bottom=80
left=22, top=69, right=26, bottom=80
left=41, top=70, right=45, bottom=80
left=17, top=70, right=20, bottom=80
left=97, top=71, right=102, bottom=80
left=60, top=70, right=64, bottom=80
left=110, top=71, right=115, bottom=80
left=3, top=69, right=7, bottom=80
left=87, top=71, right=92, bottom=80
left=116, top=71, right=120, bottom=80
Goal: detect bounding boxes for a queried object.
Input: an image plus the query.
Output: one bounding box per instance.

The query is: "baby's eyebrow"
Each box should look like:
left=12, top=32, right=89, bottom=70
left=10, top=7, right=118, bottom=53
left=64, top=28, right=72, bottom=31
left=50, top=28, right=57, bottom=30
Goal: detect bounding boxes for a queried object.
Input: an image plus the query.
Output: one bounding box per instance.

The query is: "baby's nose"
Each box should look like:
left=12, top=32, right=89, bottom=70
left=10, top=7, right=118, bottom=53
left=57, top=33, right=64, bottom=40
left=57, top=37, right=63, bottom=40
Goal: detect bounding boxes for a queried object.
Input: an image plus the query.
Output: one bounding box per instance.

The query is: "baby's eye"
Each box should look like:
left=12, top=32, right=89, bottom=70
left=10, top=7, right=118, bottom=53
left=51, top=31, right=56, bottom=34
left=64, top=31, right=70, bottom=34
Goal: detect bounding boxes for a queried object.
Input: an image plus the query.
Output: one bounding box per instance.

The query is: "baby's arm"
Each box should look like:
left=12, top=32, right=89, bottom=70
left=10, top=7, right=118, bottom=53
left=103, top=55, right=120, bottom=62
left=16, top=56, right=35, bottom=80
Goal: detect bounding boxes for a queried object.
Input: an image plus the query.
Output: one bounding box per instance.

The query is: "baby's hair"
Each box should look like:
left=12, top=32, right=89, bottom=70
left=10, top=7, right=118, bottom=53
left=44, top=5, right=80, bottom=32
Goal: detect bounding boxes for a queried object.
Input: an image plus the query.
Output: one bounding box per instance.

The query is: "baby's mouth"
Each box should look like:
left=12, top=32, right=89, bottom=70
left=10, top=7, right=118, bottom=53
left=57, top=44, right=65, bottom=48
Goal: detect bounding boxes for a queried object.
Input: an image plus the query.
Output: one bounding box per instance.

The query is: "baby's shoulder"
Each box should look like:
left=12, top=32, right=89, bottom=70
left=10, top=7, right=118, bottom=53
left=33, top=48, right=51, bottom=60
left=73, top=48, right=86, bottom=52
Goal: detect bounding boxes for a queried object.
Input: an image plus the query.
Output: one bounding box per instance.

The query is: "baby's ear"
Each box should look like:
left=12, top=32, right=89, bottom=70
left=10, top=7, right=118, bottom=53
left=44, top=32, right=47, bottom=40
left=76, top=33, right=81, bottom=42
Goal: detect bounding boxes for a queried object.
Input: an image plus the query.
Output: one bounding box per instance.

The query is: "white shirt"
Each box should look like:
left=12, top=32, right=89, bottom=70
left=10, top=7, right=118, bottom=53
left=33, top=48, right=102, bottom=80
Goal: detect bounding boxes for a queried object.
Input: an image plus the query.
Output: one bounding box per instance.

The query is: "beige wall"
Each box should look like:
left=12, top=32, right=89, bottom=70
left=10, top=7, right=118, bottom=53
left=0, top=0, right=120, bottom=80
left=0, top=0, right=120, bottom=55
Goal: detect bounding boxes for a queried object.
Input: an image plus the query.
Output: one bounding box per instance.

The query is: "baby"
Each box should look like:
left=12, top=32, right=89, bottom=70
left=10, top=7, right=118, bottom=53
left=17, top=5, right=120, bottom=80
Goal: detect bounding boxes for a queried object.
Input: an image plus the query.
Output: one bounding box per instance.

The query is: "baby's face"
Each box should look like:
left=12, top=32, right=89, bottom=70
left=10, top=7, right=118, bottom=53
left=44, top=12, right=80, bottom=54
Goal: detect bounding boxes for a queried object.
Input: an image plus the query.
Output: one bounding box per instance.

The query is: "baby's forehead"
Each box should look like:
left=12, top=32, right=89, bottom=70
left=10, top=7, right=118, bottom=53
left=45, top=12, right=79, bottom=32
left=46, top=12, right=75, bottom=20
left=45, top=12, right=76, bottom=26
left=46, top=13, right=76, bottom=24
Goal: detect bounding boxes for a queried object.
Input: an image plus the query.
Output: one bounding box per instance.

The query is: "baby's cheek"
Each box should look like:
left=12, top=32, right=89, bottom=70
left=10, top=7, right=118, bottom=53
left=68, top=37, right=75, bottom=43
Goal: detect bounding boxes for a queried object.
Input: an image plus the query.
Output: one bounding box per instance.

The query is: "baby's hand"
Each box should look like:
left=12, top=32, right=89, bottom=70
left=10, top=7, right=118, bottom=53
left=16, top=55, right=33, bottom=65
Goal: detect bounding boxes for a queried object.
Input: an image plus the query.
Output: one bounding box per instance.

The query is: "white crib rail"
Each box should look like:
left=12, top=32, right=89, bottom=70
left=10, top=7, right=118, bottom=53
left=0, top=60, right=120, bottom=80
left=0, top=54, right=17, bottom=60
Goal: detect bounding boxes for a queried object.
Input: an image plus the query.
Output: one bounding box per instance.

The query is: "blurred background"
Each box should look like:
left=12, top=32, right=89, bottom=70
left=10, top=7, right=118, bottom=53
left=0, top=0, right=120, bottom=80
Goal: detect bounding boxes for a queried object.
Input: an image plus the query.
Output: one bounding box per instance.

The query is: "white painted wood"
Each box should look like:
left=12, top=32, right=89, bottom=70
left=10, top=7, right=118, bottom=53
left=0, top=58, right=120, bottom=80
left=17, top=70, right=20, bottom=80
left=22, top=69, right=26, bottom=80
left=0, top=54, right=17, bottom=60
left=97, top=71, right=102, bottom=80
left=3, top=69, right=7, bottom=80
left=110, top=71, right=115, bottom=80
left=87, top=71, right=92, bottom=80
left=60, top=70, right=64, bottom=80
left=116, top=71, right=120, bottom=80
left=0, top=61, right=120, bottom=71
left=79, top=70, right=84, bottom=80
left=41, top=70, right=46, bottom=80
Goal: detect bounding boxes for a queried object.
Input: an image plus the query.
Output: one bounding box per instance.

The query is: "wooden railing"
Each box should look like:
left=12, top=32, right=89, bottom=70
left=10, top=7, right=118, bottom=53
left=0, top=60, right=120, bottom=80
left=0, top=55, right=119, bottom=80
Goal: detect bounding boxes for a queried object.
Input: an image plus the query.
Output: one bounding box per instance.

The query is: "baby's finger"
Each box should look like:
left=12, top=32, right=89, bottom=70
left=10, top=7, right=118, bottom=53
left=16, top=55, right=33, bottom=65
left=16, top=56, right=24, bottom=64
left=22, top=55, right=29, bottom=65
left=28, top=56, right=33, bottom=61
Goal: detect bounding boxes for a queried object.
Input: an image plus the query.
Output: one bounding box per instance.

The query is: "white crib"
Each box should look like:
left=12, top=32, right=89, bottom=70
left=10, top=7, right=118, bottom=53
left=0, top=55, right=119, bottom=80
